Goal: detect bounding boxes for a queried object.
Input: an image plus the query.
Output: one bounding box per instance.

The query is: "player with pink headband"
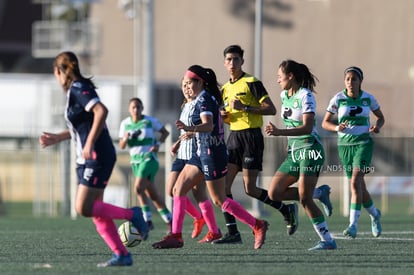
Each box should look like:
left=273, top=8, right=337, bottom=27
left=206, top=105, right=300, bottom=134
left=152, top=65, right=269, bottom=250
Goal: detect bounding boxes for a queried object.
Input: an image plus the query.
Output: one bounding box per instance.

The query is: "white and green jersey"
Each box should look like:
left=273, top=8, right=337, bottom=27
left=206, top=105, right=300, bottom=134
left=280, top=87, right=321, bottom=150
left=326, top=89, right=380, bottom=145
left=119, top=115, right=164, bottom=164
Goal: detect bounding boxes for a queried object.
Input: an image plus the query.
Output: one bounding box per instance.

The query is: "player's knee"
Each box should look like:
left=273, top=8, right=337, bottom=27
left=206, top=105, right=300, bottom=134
left=244, top=186, right=258, bottom=197
left=135, top=186, right=145, bottom=195
left=75, top=202, right=93, bottom=217
left=211, top=198, right=223, bottom=208
left=268, top=189, right=282, bottom=201
left=75, top=205, right=92, bottom=217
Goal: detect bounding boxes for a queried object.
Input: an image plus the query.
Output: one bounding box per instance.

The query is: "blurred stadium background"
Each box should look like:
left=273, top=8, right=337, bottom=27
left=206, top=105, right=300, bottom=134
left=0, top=0, right=413, bottom=217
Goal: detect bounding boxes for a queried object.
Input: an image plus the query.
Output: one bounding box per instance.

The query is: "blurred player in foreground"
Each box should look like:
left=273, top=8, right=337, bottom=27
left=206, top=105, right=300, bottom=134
left=39, top=51, right=148, bottom=267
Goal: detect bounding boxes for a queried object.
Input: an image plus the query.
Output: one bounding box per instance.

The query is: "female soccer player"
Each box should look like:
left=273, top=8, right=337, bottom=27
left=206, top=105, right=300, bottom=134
left=39, top=51, right=148, bottom=267
left=152, top=65, right=269, bottom=250
left=321, top=66, right=384, bottom=238
left=119, top=97, right=172, bottom=232
left=265, top=59, right=336, bottom=250
left=166, top=81, right=208, bottom=240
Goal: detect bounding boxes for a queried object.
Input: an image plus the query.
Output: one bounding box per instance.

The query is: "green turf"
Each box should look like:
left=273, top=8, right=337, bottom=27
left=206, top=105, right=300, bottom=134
left=0, top=199, right=413, bottom=275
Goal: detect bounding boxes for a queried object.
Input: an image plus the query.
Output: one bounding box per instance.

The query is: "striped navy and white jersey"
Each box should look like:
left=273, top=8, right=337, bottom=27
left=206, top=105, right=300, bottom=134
left=177, top=100, right=197, bottom=160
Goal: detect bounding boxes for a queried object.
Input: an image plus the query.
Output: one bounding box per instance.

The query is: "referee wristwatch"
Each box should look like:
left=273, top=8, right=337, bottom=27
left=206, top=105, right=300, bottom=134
left=244, top=105, right=250, bottom=112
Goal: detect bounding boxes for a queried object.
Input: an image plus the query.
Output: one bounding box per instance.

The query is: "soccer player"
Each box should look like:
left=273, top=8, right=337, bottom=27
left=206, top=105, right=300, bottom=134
left=152, top=65, right=269, bottom=250
left=165, top=80, right=208, bottom=240
left=321, top=66, right=384, bottom=239
left=40, top=51, right=148, bottom=267
left=215, top=45, right=331, bottom=244
left=119, top=97, right=172, bottom=232
left=265, top=59, right=336, bottom=250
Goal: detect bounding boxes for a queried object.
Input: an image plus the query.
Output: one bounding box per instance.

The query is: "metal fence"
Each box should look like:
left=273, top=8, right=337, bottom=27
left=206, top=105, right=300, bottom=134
left=1, top=133, right=413, bottom=217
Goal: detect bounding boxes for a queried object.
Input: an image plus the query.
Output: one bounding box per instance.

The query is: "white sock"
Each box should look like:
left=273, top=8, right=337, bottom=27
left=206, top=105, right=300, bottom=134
left=349, top=209, right=361, bottom=227
left=313, top=221, right=333, bottom=242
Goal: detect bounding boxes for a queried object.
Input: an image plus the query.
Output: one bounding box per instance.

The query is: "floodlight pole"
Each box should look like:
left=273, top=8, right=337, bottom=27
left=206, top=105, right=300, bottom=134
left=252, top=0, right=264, bottom=217
left=136, top=0, right=155, bottom=116
left=254, top=0, right=263, bottom=79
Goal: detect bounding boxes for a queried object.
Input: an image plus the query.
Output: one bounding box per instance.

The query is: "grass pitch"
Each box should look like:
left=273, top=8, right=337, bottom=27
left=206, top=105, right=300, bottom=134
left=0, top=199, right=413, bottom=275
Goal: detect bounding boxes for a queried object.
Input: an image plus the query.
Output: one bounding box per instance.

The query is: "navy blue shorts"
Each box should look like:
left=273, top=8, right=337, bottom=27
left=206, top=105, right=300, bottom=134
left=187, top=145, right=228, bottom=180
left=76, top=158, right=116, bottom=189
left=171, top=158, right=188, bottom=172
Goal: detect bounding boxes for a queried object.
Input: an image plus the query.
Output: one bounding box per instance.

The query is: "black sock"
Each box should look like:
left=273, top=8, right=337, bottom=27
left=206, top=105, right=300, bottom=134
left=223, top=194, right=239, bottom=235
left=258, top=189, right=289, bottom=215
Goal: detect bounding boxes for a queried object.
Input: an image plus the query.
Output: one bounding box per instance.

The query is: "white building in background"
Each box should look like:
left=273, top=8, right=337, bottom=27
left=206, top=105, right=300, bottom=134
left=0, top=74, right=182, bottom=145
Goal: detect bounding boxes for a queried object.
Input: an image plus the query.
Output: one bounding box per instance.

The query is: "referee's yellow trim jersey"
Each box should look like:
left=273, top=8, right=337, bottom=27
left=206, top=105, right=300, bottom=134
left=222, top=73, right=270, bottom=131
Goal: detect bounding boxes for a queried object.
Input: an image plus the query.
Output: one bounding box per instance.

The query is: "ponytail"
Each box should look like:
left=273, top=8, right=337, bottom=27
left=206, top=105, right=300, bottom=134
left=186, top=65, right=223, bottom=106
left=53, top=51, right=96, bottom=90
left=279, top=60, right=318, bottom=92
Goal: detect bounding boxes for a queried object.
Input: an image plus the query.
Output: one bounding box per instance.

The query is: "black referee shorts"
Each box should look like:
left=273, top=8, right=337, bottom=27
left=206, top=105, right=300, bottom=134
left=227, top=127, right=264, bottom=171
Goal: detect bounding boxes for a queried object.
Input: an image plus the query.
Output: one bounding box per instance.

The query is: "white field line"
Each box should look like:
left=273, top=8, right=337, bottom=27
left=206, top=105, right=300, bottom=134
left=332, top=231, right=414, bottom=241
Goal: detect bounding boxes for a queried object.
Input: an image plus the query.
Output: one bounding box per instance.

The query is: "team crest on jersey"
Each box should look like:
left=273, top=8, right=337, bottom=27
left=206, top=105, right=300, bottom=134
left=293, top=99, right=299, bottom=108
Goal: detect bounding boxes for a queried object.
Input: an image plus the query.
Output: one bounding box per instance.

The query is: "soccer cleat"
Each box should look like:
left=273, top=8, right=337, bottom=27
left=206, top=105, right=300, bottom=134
left=371, top=209, right=382, bottom=237
left=152, top=233, right=184, bottom=249
left=147, top=220, right=155, bottom=231
left=343, top=224, right=357, bottom=239
left=198, top=230, right=222, bottom=243
left=211, top=232, right=243, bottom=244
left=284, top=203, right=299, bottom=236
left=97, top=253, right=133, bottom=267
left=317, top=185, right=333, bottom=217
left=130, top=207, right=149, bottom=241
left=308, top=240, right=337, bottom=251
left=252, top=219, right=269, bottom=249
left=192, top=217, right=205, bottom=239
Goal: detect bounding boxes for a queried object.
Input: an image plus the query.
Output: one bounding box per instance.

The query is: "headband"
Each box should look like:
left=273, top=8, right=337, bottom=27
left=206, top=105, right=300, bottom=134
left=185, top=70, right=204, bottom=82
left=345, top=67, right=363, bottom=80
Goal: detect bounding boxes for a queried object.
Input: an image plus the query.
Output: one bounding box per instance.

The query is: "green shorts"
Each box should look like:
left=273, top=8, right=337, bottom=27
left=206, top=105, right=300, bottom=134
left=131, top=157, right=159, bottom=182
left=278, top=141, right=325, bottom=178
left=338, top=139, right=374, bottom=178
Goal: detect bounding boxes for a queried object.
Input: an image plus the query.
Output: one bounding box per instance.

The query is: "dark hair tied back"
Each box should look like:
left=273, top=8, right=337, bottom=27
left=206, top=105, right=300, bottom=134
left=187, top=65, right=223, bottom=106
left=279, top=59, right=318, bottom=92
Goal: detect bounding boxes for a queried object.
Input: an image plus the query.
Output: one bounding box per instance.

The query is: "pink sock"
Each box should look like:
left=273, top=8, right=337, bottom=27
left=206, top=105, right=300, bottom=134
left=222, top=198, right=256, bottom=229
left=199, top=200, right=219, bottom=233
left=92, top=200, right=132, bottom=220
left=93, top=217, right=129, bottom=256
left=172, top=196, right=187, bottom=234
left=185, top=197, right=202, bottom=220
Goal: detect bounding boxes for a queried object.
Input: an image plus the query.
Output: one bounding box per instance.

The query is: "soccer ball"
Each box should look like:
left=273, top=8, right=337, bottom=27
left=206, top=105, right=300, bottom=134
left=118, top=221, right=143, bottom=247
